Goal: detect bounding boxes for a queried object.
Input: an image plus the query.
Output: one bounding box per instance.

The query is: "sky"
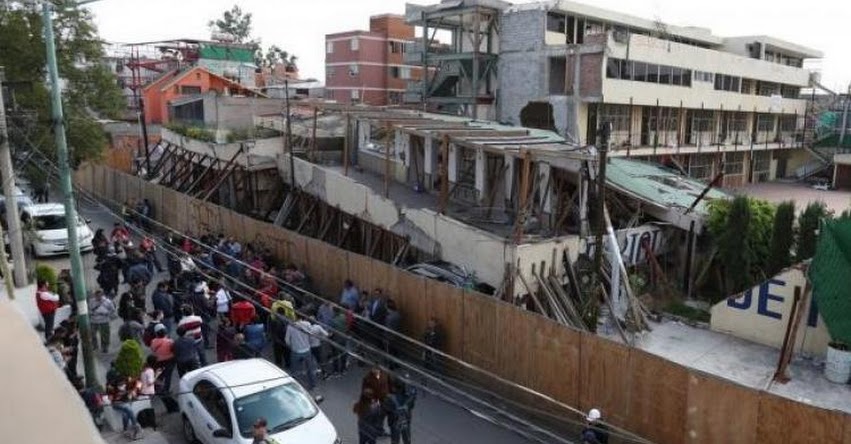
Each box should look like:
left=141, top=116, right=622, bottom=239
left=87, top=0, right=851, bottom=92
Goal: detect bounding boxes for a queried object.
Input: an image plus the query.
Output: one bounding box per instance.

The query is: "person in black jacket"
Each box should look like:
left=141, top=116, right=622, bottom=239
left=95, top=251, right=121, bottom=298
left=151, top=281, right=175, bottom=334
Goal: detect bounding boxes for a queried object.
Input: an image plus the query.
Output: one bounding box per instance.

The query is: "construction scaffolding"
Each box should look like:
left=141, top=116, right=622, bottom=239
left=405, top=0, right=508, bottom=119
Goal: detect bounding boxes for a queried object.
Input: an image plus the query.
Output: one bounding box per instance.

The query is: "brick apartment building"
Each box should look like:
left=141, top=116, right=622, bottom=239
left=325, top=14, right=421, bottom=106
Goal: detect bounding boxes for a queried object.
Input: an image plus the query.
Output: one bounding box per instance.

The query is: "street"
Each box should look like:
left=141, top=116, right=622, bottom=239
left=42, top=195, right=537, bottom=444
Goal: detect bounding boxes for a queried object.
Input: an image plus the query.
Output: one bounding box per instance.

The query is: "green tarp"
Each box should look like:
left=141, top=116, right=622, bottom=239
left=810, top=219, right=851, bottom=344
left=198, top=44, right=254, bottom=63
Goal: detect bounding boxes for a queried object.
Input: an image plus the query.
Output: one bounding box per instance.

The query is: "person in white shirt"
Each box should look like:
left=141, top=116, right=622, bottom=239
left=139, top=356, right=161, bottom=398
left=213, top=283, right=231, bottom=319
left=286, top=318, right=318, bottom=390
left=307, top=321, right=330, bottom=378
left=177, top=305, right=207, bottom=367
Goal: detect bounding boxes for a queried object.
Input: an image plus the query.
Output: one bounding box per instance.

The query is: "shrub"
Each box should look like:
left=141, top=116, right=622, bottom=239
left=35, top=263, right=58, bottom=292
left=796, top=201, right=829, bottom=261
left=767, top=201, right=796, bottom=275
left=114, top=340, right=144, bottom=379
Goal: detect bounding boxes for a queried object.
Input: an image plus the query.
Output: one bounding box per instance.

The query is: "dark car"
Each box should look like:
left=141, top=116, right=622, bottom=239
left=405, top=260, right=495, bottom=295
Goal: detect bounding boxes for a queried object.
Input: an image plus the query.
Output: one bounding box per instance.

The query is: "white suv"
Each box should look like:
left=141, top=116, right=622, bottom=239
left=178, top=359, right=340, bottom=444
left=22, top=203, right=94, bottom=257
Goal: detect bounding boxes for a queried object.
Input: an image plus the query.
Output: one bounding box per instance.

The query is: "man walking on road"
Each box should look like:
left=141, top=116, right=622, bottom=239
left=151, top=281, right=175, bottom=333
left=285, top=315, right=318, bottom=391
left=89, top=290, right=116, bottom=353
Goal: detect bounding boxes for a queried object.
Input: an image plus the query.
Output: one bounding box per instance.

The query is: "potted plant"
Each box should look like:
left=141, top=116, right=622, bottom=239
left=114, top=340, right=144, bottom=379
left=825, top=340, right=851, bottom=384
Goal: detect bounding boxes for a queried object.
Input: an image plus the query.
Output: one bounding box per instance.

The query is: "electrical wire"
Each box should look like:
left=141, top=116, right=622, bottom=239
left=20, top=142, right=652, bottom=444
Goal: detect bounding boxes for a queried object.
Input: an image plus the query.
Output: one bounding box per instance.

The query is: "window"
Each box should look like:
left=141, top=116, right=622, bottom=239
left=781, top=85, right=800, bottom=99
left=388, top=91, right=402, bottom=105
left=350, top=38, right=359, bottom=51
left=659, top=65, right=672, bottom=84
left=400, top=67, right=411, bottom=80
left=646, top=64, right=659, bottom=83
left=694, top=71, right=713, bottom=83
left=724, top=152, right=745, bottom=175
left=714, top=74, right=741, bottom=92
left=547, top=12, right=566, bottom=33
left=326, top=66, right=335, bottom=78
left=606, top=58, right=620, bottom=79
left=633, top=62, right=647, bottom=82
left=233, top=383, right=318, bottom=439
left=390, top=66, right=400, bottom=78
left=757, top=114, right=775, bottom=132
left=349, top=64, right=359, bottom=76
left=681, top=69, right=692, bottom=87
left=690, top=110, right=714, bottom=132
left=193, top=380, right=232, bottom=433
left=389, top=41, right=405, bottom=54
left=180, top=85, right=202, bottom=95
left=351, top=89, right=360, bottom=100
left=598, top=104, right=631, bottom=132
left=671, top=67, right=682, bottom=86
left=780, top=115, right=798, bottom=132
left=688, top=154, right=715, bottom=181
left=753, top=151, right=771, bottom=174
left=326, top=41, right=334, bottom=54
left=620, top=60, right=632, bottom=80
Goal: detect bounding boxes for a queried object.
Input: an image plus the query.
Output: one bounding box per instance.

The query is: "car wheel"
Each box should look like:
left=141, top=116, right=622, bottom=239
left=182, top=415, right=198, bottom=444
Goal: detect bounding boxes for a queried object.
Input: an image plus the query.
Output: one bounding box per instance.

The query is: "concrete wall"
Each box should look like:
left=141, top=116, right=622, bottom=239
left=161, top=128, right=281, bottom=168
left=202, top=95, right=286, bottom=132
left=711, top=267, right=831, bottom=357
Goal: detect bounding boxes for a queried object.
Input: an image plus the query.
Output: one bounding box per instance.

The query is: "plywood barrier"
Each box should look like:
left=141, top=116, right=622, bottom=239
left=626, top=351, right=688, bottom=443
left=461, top=290, right=499, bottom=373
left=757, top=392, right=845, bottom=444
left=685, top=372, right=759, bottom=444
left=80, top=165, right=851, bottom=444
left=580, top=333, right=632, bottom=429
left=424, top=279, right=463, bottom=358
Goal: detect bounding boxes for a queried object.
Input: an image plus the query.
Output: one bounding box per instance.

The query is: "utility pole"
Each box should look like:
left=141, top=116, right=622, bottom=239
left=591, top=122, right=611, bottom=331
left=138, top=96, right=151, bottom=177
left=284, top=79, right=295, bottom=187
left=42, top=2, right=97, bottom=388
left=0, top=68, right=28, bottom=287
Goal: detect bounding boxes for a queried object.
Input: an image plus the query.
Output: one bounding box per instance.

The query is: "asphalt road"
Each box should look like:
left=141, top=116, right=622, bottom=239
left=42, top=196, right=536, bottom=444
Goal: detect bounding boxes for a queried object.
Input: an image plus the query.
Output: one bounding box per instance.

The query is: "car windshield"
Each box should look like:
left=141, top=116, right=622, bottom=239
left=33, top=215, right=68, bottom=230
left=233, top=382, right=318, bottom=438
left=31, top=214, right=84, bottom=230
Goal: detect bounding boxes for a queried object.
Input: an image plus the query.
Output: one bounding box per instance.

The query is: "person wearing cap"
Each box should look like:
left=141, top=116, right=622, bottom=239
left=252, top=418, right=281, bottom=444
left=581, top=408, right=610, bottom=444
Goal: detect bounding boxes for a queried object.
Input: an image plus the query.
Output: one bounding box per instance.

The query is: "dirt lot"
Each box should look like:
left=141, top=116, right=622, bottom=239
left=737, top=182, right=851, bottom=214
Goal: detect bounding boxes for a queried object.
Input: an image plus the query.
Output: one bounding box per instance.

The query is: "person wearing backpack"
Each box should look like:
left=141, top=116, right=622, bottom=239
left=384, top=378, right=415, bottom=444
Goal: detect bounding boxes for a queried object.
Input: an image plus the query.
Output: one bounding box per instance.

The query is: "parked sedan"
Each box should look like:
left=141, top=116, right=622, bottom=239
left=178, top=359, right=339, bottom=444
left=405, top=260, right=495, bottom=295
left=21, top=203, right=93, bottom=257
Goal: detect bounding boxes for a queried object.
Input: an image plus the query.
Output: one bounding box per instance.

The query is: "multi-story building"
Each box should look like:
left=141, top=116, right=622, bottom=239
left=324, top=15, right=421, bottom=106
left=406, top=0, right=824, bottom=187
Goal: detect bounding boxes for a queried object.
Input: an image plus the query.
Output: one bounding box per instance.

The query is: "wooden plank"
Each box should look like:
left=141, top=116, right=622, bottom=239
left=461, top=290, right=499, bottom=373
left=843, top=413, right=851, bottom=444
left=143, top=182, right=163, bottom=227
left=756, top=392, right=845, bottom=444
left=287, top=232, right=308, bottom=269
left=626, top=351, right=688, bottom=444
left=347, top=253, right=375, bottom=291
left=160, top=188, right=181, bottom=230
left=396, top=272, right=427, bottom=341
left=304, top=238, right=347, bottom=299
left=685, top=372, right=759, bottom=444
left=370, top=259, right=399, bottom=299
left=579, top=333, right=632, bottom=428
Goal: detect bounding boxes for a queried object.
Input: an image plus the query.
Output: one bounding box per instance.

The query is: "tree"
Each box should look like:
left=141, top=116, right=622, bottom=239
left=0, top=2, right=124, bottom=165
left=115, top=340, right=144, bottom=379
left=718, top=196, right=753, bottom=293
left=796, top=201, right=829, bottom=261
left=208, top=5, right=253, bottom=43
left=767, top=201, right=796, bottom=275
left=260, top=45, right=299, bottom=71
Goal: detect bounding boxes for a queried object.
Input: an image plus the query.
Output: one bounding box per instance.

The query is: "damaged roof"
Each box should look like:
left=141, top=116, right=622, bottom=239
left=606, top=158, right=728, bottom=215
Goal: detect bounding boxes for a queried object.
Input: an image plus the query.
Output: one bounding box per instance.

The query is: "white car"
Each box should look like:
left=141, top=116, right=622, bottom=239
left=178, top=359, right=340, bottom=444
left=21, top=203, right=94, bottom=257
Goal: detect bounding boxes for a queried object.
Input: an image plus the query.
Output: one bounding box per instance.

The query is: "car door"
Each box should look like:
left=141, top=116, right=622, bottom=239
left=191, top=379, right=236, bottom=442
left=189, top=380, right=223, bottom=443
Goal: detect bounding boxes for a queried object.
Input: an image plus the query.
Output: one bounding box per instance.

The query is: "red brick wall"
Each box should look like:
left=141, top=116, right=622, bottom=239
left=370, top=15, right=414, bottom=39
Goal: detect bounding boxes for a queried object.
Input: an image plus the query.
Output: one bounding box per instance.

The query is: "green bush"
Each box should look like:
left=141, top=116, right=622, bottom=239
left=166, top=122, right=216, bottom=142
left=664, top=301, right=711, bottom=323
left=114, top=340, right=144, bottom=379
left=796, top=201, right=829, bottom=261
left=35, top=263, right=58, bottom=292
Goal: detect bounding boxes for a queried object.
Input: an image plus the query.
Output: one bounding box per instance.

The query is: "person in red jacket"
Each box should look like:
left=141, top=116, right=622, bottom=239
left=230, top=299, right=256, bottom=329
left=36, top=279, right=61, bottom=339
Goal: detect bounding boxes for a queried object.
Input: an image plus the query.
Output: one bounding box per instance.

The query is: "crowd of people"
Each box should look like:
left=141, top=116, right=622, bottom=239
left=34, top=212, right=450, bottom=442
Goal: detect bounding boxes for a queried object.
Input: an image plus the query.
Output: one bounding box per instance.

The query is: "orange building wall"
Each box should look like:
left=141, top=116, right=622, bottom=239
left=143, top=68, right=238, bottom=125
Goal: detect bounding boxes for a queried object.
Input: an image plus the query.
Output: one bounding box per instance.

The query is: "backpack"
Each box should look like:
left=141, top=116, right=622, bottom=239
left=118, top=323, right=133, bottom=342
left=389, top=394, right=410, bottom=431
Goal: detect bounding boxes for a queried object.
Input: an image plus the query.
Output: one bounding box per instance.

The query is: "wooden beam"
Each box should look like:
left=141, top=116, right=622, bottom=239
left=309, top=107, right=318, bottom=162
left=200, top=147, right=244, bottom=201
left=150, top=142, right=176, bottom=178
left=438, top=135, right=450, bottom=214
left=513, top=149, right=532, bottom=243
left=167, top=151, right=198, bottom=188
left=318, top=210, right=336, bottom=241
left=183, top=156, right=220, bottom=194
left=337, top=216, right=354, bottom=248
left=774, top=281, right=810, bottom=383
left=368, top=229, right=384, bottom=258
left=296, top=200, right=318, bottom=233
